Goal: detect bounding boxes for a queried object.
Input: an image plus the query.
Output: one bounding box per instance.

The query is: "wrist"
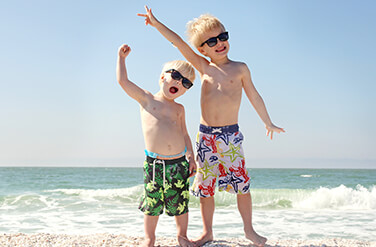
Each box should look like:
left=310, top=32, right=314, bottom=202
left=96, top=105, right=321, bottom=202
left=186, top=151, right=193, bottom=161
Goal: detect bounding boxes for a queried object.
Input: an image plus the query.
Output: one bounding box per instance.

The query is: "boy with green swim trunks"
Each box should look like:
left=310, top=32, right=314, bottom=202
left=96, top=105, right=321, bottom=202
left=138, top=6, right=285, bottom=247
left=116, top=44, right=197, bottom=247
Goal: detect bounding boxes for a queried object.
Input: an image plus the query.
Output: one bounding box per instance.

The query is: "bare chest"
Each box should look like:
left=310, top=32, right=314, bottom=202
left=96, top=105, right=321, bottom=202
left=201, top=74, right=242, bottom=100
left=141, top=100, right=180, bottom=125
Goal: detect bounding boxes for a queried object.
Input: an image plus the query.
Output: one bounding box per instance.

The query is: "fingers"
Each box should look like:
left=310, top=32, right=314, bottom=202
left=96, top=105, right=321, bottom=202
left=189, top=162, right=197, bottom=177
left=267, top=129, right=273, bottom=140
left=266, top=125, right=285, bottom=140
left=190, top=170, right=197, bottom=177
left=122, top=44, right=129, bottom=52
left=137, top=5, right=150, bottom=17
left=119, top=44, right=131, bottom=55
left=189, top=167, right=197, bottom=177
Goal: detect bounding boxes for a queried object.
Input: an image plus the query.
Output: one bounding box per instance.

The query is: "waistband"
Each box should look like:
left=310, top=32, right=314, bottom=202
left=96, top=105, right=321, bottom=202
left=145, top=147, right=187, bottom=159
left=146, top=155, right=187, bottom=165
left=199, top=124, right=239, bottom=134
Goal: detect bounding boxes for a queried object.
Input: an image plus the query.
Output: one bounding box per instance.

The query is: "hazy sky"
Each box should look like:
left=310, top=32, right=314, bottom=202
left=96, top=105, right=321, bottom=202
left=1, top=0, right=375, bottom=168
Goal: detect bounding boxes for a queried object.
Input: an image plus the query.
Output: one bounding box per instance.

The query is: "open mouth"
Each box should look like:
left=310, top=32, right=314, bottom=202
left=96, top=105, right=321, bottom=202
left=169, top=86, right=179, bottom=94
left=216, top=46, right=227, bottom=53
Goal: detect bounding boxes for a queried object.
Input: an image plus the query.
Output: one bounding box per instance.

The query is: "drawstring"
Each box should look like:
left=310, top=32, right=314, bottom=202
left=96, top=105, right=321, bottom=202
left=163, top=161, right=165, bottom=188
left=152, top=159, right=156, bottom=186
left=152, top=159, right=166, bottom=188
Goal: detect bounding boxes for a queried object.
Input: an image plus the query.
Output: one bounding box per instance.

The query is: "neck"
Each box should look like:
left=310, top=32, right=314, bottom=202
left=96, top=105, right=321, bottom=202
left=211, top=56, right=230, bottom=65
left=156, top=91, right=175, bottom=102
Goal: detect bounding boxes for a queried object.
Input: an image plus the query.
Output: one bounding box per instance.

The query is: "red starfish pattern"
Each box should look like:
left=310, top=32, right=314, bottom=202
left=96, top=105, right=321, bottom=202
left=199, top=178, right=216, bottom=197
left=203, top=135, right=217, bottom=153
left=229, top=159, right=250, bottom=183
left=218, top=163, right=227, bottom=177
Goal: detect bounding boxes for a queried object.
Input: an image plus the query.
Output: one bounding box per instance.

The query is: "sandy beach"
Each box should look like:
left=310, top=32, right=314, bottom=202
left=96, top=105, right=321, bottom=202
left=0, top=233, right=374, bottom=247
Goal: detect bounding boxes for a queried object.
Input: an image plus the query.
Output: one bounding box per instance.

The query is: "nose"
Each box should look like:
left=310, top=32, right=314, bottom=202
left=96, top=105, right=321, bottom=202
left=173, top=78, right=182, bottom=85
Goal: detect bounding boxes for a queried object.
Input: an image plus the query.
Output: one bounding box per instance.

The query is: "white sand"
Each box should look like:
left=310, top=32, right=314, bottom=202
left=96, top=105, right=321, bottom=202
left=0, top=233, right=375, bottom=247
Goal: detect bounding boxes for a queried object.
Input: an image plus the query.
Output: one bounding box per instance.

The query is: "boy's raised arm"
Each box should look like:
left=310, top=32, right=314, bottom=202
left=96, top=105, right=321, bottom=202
left=117, top=44, right=149, bottom=105
left=138, top=6, right=208, bottom=74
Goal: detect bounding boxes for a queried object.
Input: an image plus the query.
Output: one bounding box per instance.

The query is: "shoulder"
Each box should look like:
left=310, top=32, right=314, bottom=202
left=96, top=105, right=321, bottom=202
left=233, top=61, right=252, bottom=80
left=228, top=60, right=249, bottom=73
left=227, top=61, right=251, bottom=80
left=174, top=102, right=186, bottom=115
left=139, top=90, right=155, bottom=108
left=176, top=102, right=185, bottom=111
left=234, top=61, right=250, bottom=72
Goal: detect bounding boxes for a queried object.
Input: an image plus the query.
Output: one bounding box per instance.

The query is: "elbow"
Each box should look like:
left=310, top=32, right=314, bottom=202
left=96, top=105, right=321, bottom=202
left=117, top=78, right=127, bottom=86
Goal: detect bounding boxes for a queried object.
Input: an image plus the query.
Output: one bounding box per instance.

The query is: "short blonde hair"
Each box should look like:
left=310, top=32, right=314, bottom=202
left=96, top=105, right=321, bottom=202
left=186, top=14, right=226, bottom=48
left=160, top=60, right=195, bottom=83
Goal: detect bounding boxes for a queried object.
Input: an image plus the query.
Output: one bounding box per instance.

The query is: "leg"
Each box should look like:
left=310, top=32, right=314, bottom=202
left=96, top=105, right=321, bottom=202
left=194, top=196, right=215, bottom=246
left=237, top=193, right=267, bottom=247
left=175, top=212, right=195, bottom=247
left=141, top=215, right=159, bottom=247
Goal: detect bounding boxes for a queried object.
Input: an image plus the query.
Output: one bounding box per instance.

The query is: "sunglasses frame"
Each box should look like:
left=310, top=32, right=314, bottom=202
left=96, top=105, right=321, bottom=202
left=200, top=32, right=229, bottom=47
left=165, top=69, right=193, bottom=89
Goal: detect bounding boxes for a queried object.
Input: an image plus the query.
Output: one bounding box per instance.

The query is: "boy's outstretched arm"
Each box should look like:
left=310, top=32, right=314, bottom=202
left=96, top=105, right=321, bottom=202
left=138, top=6, right=208, bottom=74
left=117, top=44, right=149, bottom=105
left=241, top=64, right=285, bottom=140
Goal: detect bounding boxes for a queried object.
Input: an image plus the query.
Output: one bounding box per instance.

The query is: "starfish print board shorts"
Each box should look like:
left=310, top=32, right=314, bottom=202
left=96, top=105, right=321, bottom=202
left=139, top=155, right=190, bottom=216
left=191, top=124, right=251, bottom=198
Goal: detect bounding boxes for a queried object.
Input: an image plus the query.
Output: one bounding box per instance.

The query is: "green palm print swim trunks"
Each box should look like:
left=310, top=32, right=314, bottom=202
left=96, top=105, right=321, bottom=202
left=139, top=156, right=190, bottom=216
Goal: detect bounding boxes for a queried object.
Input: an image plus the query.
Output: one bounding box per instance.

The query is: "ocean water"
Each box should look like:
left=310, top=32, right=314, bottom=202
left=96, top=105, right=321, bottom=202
left=0, top=167, right=375, bottom=241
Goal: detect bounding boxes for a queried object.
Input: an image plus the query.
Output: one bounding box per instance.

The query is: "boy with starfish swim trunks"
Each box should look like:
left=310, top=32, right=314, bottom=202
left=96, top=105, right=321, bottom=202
left=116, top=44, right=197, bottom=247
left=138, top=6, right=285, bottom=247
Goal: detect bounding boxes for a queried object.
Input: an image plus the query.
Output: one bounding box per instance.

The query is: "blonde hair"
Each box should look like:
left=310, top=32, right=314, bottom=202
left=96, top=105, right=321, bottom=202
left=186, top=14, right=226, bottom=48
left=160, top=60, right=195, bottom=83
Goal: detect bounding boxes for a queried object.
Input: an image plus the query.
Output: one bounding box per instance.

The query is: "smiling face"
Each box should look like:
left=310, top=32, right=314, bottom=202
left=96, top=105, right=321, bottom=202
left=198, top=27, right=230, bottom=60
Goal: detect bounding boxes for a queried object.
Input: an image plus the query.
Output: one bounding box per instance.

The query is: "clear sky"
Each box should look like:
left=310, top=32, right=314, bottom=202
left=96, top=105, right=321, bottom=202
left=1, top=0, right=375, bottom=168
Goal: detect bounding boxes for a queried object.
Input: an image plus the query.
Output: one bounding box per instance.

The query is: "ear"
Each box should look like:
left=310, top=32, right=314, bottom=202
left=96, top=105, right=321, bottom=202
left=198, top=46, right=207, bottom=56
left=159, top=74, right=165, bottom=85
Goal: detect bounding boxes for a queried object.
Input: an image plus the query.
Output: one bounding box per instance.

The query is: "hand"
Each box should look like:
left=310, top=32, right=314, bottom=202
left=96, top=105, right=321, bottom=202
left=137, top=5, right=158, bottom=27
left=188, top=159, right=197, bottom=177
left=266, top=124, right=285, bottom=140
left=118, top=44, right=131, bottom=58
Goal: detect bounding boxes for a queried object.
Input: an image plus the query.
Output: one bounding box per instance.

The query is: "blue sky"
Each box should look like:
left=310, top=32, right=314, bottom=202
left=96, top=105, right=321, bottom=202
left=1, top=0, right=375, bottom=168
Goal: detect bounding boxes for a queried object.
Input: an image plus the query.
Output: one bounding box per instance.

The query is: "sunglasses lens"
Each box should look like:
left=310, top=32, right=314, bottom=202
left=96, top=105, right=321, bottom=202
left=218, top=32, right=229, bottom=41
left=182, top=79, right=193, bottom=89
left=206, top=38, right=218, bottom=47
left=166, top=69, right=193, bottom=89
left=170, top=70, right=182, bottom=80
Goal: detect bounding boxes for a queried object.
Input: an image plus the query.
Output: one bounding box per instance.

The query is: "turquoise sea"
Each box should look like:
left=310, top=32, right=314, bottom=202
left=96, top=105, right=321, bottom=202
left=0, top=168, right=375, bottom=241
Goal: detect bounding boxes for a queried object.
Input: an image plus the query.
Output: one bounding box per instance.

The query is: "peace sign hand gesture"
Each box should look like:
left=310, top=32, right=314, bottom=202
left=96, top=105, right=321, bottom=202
left=137, top=5, right=159, bottom=27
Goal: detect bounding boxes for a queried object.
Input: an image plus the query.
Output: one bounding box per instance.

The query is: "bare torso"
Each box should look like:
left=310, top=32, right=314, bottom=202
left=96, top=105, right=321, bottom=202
left=140, top=93, right=186, bottom=156
left=200, top=61, right=244, bottom=126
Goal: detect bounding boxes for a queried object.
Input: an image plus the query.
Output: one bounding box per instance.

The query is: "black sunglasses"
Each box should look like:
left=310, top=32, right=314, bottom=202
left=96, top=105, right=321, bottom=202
left=165, top=69, right=193, bottom=89
left=200, top=32, right=229, bottom=47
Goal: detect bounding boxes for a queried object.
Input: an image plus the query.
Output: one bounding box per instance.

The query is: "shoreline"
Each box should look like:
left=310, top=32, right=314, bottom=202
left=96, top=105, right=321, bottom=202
left=1, top=233, right=374, bottom=247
